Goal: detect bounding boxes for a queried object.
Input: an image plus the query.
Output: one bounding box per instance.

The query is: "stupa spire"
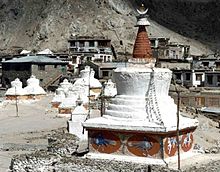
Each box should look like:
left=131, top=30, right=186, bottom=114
left=132, top=4, right=153, bottom=61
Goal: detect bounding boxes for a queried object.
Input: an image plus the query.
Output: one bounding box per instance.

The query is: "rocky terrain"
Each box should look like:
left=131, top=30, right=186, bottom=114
left=10, top=128, right=220, bottom=172
left=0, top=0, right=216, bottom=56
left=144, top=0, right=220, bottom=51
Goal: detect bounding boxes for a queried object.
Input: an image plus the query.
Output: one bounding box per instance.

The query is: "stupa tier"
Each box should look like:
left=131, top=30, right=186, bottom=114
left=83, top=5, right=198, bottom=162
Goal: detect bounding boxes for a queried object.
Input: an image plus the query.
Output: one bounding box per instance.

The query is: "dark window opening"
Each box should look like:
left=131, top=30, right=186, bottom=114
left=87, top=57, right=92, bottom=61
left=218, top=75, right=220, bottom=82
left=175, top=73, right=182, bottom=80
left=186, top=73, right=191, bottom=80
left=89, top=41, right=95, bottom=47
left=207, top=75, right=213, bottom=85
left=70, top=41, right=76, bottom=47
left=102, top=71, right=109, bottom=77
left=166, top=50, right=169, bottom=56
left=79, top=41, right=84, bottom=47
left=38, top=65, right=45, bottom=71
left=203, top=62, right=209, bottom=67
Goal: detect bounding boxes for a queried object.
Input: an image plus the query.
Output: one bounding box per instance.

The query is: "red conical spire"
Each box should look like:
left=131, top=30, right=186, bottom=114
left=132, top=26, right=153, bottom=59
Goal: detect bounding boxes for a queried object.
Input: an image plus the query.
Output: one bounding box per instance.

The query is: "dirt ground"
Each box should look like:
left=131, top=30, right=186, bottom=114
left=0, top=94, right=67, bottom=171
left=0, top=94, right=220, bottom=171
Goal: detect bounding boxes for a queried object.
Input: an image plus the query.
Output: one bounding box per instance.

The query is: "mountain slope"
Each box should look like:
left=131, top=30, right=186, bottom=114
left=0, top=0, right=215, bottom=55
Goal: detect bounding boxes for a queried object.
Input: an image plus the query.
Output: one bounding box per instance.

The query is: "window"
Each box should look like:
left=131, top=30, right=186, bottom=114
left=79, top=41, right=84, bottom=47
left=72, top=57, right=77, bottom=63
left=166, top=50, right=169, bottom=56
left=40, top=79, right=43, bottom=82
left=186, top=73, right=191, bottom=80
left=195, top=97, right=205, bottom=106
left=54, top=65, right=57, bottom=68
left=107, top=56, right=111, bottom=62
left=175, top=73, right=182, bottom=80
left=172, top=50, right=176, bottom=58
left=87, top=57, right=92, bottom=61
left=207, top=75, right=213, bottom=85
left=217, top=75, right=220, bottom=82
left=38, top=65, right=45, bottom=71
left=89, top=41, right=94, bottom=47
left=98, top=41, right=108, bottom=47
left=70, top=41, right=76, bottom=47
left=203, top=62, right=209, bottom=67
left=196, top=74, right=202, bottom=81
left=102, top=71, right=109, bottom=77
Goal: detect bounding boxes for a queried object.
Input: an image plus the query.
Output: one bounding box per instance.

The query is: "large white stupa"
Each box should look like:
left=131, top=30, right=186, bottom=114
left=83, top=5, right=198, bottom=162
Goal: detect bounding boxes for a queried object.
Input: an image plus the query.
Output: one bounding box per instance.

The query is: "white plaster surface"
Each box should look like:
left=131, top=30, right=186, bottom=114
left=68, top=103, right=88, bottom=140
left=24, top=75, right=46, bottom=95
left=85, top=151, right=201, bottom=167
left=84, top=66, right=198, bottom=132
left=5, top=78, right=27, bottom=96
left=136, top=17, right=150, bottom=26
left=104, top=79, right=117, bottom=97
left=52, top=66, right=101, bottom=110
left=74, top=66, right=102, bottom=88
left=85, top=153, right=166, bottom=165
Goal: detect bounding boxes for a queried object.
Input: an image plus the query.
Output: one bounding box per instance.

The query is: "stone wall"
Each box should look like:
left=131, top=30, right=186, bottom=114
left=2, top=63, right=32, bottom=87
left=32, top=64, right=66, bottom=88
left=170, top=92, right=220, bottom=108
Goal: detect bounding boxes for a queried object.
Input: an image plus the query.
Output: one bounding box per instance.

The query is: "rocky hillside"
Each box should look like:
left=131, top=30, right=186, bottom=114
left=0, top=0, right=217, bottom=56
left=144, top=0, right=220, bottom=53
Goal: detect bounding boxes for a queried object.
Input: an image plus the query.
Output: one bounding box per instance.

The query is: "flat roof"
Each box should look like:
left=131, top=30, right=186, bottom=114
left=2, top=55, right=68, bottom=64
left=68, top=36, right=111, bottom=41
left=89, top=61, right=127, bottom=68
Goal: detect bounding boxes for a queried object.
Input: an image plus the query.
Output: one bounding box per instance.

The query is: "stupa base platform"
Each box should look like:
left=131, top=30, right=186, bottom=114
left=85, top=150, right=200, bottom=167
left=58, top=108, right=72, bottom=115
left=85, top=126, right=196, bottom=159
left=6, top=94, right=46, bottom=101
left=57, top=113, right=71, bottom=118
left=6, top=95, right=29, bottom=100
left=51, top=102, right=61, bottom=108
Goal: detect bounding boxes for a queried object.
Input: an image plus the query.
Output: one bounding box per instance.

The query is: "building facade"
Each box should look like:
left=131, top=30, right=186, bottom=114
left=2, top=55, right=68, bottom=88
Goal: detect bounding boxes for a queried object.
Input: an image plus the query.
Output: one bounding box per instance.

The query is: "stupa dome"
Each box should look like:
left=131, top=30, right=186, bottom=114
left=5, top=78, right=27, bottom=96
left=24, top=75, right=46, bottom=95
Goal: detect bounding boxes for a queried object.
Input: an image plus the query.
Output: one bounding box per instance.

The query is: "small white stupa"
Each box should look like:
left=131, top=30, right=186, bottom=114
left=103, top=79, right=117, bottom=97
left=5, top=78, right=28, bottom=100
left=55, top=66, right=102, bottom=117
left=74, top=66, right=102, bottom=99
left=24, top=75, right=46, bottom=99
left=51, top=79, right=72, bottom=108
left=83, top=5, right=198, bottom=164
left=68, top=97, right=88, bottom=140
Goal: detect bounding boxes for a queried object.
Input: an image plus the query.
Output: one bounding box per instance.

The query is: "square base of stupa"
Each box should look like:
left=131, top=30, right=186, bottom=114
left=85, top=124, right=196, bottom=160
left=51, top=102, right=61, bottom=108
left=85, top=149, right=200, bottom=167
left=58, top=107, right=72, bottom=115
left=6, top=95, right=29, bottom=100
